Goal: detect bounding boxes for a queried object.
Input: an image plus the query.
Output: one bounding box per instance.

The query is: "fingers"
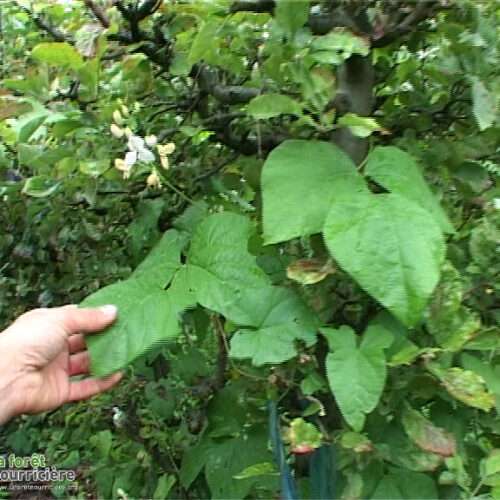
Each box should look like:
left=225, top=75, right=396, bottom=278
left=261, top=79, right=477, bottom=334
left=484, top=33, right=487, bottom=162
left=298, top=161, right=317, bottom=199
left=68, top=333, right=86, bottom=354
left=67, top=372, right=123, bottom=402
left=57, top=304, right=118, bottom=336
left=68, top=351, right=90, bottom=376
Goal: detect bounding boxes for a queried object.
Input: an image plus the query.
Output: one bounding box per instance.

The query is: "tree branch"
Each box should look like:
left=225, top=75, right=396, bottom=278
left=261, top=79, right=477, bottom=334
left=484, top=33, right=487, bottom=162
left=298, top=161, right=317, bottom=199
left=371, top=2, right=436, bottom=48
left=136, top=0, right=163, bottom=21
left=110, top=1, right=171, bottom=67
left=21, top=6, right=68, bottom=42
left=213, top=126, right=286, bottom=156
left=197, top=65, right=260, bottom=104
left=190, top=316, right=229, bottom=399
left=229, top=0, right=274, bottom=14
left=194, top=152, right=240, bottom=182
left=212, top=316, right=229, bottom=391
left=83, top=0, right=110, bottom=28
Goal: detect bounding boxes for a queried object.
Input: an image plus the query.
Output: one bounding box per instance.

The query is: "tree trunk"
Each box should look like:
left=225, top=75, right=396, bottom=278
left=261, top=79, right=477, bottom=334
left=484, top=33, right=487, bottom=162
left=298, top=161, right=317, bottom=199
left=332, top=55, right=375, bottom=165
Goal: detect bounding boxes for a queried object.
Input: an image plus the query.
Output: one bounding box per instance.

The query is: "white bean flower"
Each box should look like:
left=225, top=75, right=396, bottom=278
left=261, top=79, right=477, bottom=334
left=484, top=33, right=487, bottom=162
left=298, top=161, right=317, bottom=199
left=127, top=134, right=155, bottom=164
left=145, top=134, right=158, bottom=147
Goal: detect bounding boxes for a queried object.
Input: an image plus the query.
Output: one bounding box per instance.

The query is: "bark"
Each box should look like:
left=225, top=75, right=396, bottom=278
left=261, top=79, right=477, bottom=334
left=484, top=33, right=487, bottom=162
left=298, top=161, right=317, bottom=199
left=332, top=55, right=375, bottom=165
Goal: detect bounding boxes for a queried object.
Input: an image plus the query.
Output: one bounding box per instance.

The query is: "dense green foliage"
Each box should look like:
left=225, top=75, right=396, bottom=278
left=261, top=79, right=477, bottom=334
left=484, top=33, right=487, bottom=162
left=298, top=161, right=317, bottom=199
left=0, top=0, right=499, bottom=498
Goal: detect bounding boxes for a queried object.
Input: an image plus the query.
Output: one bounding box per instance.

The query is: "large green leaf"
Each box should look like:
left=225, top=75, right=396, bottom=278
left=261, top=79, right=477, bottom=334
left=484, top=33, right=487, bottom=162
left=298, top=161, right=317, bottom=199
left=365, top=146, right=454, bottom=233
left=323, top=192, right=445, bottom=326
left=229, top=287, right=318, bottom=366
left=261, top=139, right=367, bottom=244
left=371, top=470, right=438, bottom=499
left=128, top=199, right=166, bottom=262
left=81, top=230, right=188, bottom=376
left=32, top=42, right=84, bottom=70
left=183, top=212, right=270, bottom=324
left=323, top=325, right=392, bottom=431
left=180, top=428, right=274, bottom=499
left=188, top=21, right=219, bottom=65
left=180, top=213, right=318, bottom=364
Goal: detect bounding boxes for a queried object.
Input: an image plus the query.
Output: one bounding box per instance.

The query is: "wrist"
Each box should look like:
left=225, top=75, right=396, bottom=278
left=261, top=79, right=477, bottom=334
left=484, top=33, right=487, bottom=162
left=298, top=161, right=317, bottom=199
left=0, top=330, right=26, bottom=424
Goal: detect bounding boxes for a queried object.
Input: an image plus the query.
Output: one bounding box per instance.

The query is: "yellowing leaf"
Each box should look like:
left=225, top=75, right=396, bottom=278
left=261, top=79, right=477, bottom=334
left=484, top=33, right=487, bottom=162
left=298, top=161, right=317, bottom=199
left=285, top=418, right=322, bottom=454
left=286, top=259, right=334, bottom=285
left=402, top=406, right=456, bottom=457
left=440, top=367, right=495, bottom=411
left=337, top=113, right=387, bottom=138
left=340, top=431, right=373, bottom=453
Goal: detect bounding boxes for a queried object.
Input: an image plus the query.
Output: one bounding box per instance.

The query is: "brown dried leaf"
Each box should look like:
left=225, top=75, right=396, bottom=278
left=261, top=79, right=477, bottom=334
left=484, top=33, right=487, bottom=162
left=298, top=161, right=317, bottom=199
left=286, top=258, right=335, bottom=285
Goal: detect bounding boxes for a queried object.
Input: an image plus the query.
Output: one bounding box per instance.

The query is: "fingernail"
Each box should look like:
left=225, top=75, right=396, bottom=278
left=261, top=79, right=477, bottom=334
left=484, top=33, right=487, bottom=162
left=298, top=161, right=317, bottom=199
left=99, top=304, right=118, bottom=319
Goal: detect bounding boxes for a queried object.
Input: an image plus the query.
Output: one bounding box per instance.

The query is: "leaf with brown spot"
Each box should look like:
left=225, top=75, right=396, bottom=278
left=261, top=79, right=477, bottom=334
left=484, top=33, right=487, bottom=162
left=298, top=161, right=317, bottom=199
left=287, top=259, right=335, bottom=285
left=0, top=99, right=30, bottom=121
left=402, top=406, right=456, bottom=457
left=441, top=367, right=495, bottom=412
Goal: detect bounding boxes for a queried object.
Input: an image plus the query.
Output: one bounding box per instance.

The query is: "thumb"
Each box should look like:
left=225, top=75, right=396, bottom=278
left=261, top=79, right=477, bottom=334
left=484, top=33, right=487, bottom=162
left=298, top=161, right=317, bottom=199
left=57, top=305, right=118, bottom=335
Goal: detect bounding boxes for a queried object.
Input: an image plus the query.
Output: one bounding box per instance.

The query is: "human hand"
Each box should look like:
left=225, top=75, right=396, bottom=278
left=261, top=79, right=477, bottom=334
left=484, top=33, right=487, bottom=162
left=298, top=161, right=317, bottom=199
left=0, top=305, right=122, bottom=424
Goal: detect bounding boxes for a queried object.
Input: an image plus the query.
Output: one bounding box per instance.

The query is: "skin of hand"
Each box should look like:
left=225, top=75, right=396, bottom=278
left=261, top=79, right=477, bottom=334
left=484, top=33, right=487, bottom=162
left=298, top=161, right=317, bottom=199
left=0, top=304, right=122, bottom=425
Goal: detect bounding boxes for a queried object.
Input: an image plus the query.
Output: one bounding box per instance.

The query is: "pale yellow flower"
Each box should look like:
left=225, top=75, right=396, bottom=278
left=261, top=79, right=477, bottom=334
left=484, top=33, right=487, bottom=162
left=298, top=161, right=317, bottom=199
left=160, top=155, right=169, bottom=170
left=114, top=158, right=132, bottom=179
left=113, top=109, right=124, bottom=126
left=147, top=169, right=161, bottom=188
left=157, top=143, right=175, bottom=156
left=145, top=135, right=158, bottom=147
left=157, top=142, right=176, bottom=170
left=114, top=158, right=126, bottom=171
left=110, top=124, right=124, bottom=138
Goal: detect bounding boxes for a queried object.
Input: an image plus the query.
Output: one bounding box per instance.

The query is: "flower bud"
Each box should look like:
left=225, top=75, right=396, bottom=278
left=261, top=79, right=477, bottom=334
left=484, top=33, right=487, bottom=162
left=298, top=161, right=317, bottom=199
left=113, top=109, right=124, bottom=126
left=160, top=156, right=169, bottom=170
left=157, top=142, right=175, bottom=156
left=110, top=124, right=124, bottom=138
left=114, top=158, right=127, bottom=172
left=147, top=170, right=161, bottom=188
left=145, top=134, right=157, bottom=147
